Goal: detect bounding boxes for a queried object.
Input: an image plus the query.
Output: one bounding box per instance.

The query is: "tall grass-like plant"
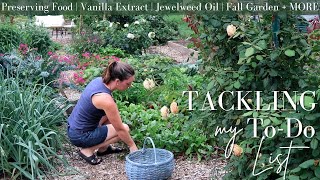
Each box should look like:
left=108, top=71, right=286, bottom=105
left=0, top=72, right=69, bottom=179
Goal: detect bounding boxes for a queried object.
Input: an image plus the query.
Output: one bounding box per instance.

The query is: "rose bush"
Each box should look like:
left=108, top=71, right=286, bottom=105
left=186, top=12, right=320, bottom=179
left=72, top=15, right=178, bottom=55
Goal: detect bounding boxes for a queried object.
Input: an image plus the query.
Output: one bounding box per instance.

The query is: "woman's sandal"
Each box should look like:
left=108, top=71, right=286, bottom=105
left=78, top=151, right=102, bottom=165
left=97, top=145, right=124, bottom=156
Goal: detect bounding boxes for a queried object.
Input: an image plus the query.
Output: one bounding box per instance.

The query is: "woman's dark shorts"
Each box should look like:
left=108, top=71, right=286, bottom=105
left=67, top=125, right=108, bottom=148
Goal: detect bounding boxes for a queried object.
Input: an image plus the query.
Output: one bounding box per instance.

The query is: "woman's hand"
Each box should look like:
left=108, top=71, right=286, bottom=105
left=129, top=145, right=138, bottom=153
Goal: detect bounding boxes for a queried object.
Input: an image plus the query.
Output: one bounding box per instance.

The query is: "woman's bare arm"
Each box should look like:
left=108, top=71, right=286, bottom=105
left=92, top=93, right=137, bottom=151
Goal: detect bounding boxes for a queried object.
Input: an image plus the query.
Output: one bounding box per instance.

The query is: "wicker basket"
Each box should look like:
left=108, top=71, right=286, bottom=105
left=125, top=137, right=175, bottom=180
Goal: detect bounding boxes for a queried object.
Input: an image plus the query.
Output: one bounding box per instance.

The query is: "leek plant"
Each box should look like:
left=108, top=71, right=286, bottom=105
left=0, top=71, right=69, bottom=179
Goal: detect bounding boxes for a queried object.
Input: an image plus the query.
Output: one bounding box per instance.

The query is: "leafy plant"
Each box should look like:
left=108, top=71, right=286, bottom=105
left=98, top=45, right=126, bottom=58
left=71, top=31, right=105, bottom=55
left=0, top=49, right=74, bottom=87
left=141, top=15, right=178, bottom=44
left=0, top=72, right=69, bottom=179
left=82, top=66, right=103, bottom=84
left=118, top=101, right=212, bottom=159
left=113, top=55, right=203, bottom=106
left=0, top=23, right=21, bottom=53
left=22, top=24, right=54, bottom=57
left=187, top=12, right=320, bottom=179
left=84, top=15, right=178, bottom=54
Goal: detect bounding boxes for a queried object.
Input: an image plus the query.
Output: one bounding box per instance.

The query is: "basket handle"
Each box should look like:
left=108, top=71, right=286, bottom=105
left=142, top=137, right=157, bottom=163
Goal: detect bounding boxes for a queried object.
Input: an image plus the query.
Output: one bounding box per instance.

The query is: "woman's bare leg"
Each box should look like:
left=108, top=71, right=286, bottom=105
left=80, top=123, right=129, bottom=157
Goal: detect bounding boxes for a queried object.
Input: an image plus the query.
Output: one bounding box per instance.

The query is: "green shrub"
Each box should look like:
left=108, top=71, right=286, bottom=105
left=0, top=23, right=22, bottom=53
left=113, top=55, right=203, bottom=106
left=82, top=15, right=178, bottom=55
left=98, top=20, right=153, bottom=54
left=0, top=72, right=69, bottom=179
left=71, top=31, right=105, bottom=55
left=141, top=15, right=178, bottom=44
left=188, top=12, right=320, bottom=179
left=107, top=15, right=135, bottom=27
left=22, top=24, right=54, bottom=57
left=98, top=45, right=126, bottom=58
left=164, top=14, right=193, bottom=40
left=0, top=23, right=54, bottom=56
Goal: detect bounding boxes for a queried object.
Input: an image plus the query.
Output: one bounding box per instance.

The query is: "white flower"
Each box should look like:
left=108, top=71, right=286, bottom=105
left=109, top=22, right=113, bottom=28
left=124, top=23, right=129, bottom=28
left=134, top=21, right=140, bottom=25
left=0, top=146, right=5, bottom=157
left=160, top=106, right=170, bottom=119
left=40, top=71, right=49, bottom=77
left=127, top=33, right=135, bottom=39
left=140, top=19, right=146, bottom=23
left=143, top=78, right=155, bottom=89
left=148, top=32, right=155, bottom=39
left=226, top=24, right=236, bottom=37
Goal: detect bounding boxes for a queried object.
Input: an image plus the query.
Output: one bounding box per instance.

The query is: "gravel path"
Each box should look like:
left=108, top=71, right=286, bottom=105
left=52, top=144, right=226, bottom=180
left=146, top=42, right=198, bottom=63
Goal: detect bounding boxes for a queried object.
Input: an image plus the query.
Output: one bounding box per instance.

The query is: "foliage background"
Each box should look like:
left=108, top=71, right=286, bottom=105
left=185, top=11, right=320, bottom=179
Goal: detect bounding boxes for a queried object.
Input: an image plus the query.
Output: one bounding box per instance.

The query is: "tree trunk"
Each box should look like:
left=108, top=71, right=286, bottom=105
left=10, top=16, right=14, bottom=24
left=79, top=15, right=83, bottom=34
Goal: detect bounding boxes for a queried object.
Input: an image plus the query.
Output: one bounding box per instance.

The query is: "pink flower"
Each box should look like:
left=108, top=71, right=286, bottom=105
left=35, top=56, right=41, bottom=60
left=58, top=56, right=72, bottom=64
left=111, top=56, right=120, bottom=62
left=73, top=72, right=86, bottom=85
left=95, top=55, right=100, bottom=60
left=48, top=51, right=53, bottom=56
left=82, top=62, right=90, bottom=69
left=58, top=71, right=69, bottom=85
left=73, top=72, right=79, bottom=78
left=76, top=77, right=86, bottom=84
left=18, top=44, right=29, bottom=55
left=0, top=53, right=4, bottom=57
left=82, top=52, right=90, bottom=59
left=50, top=54, right=59, bottom=60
